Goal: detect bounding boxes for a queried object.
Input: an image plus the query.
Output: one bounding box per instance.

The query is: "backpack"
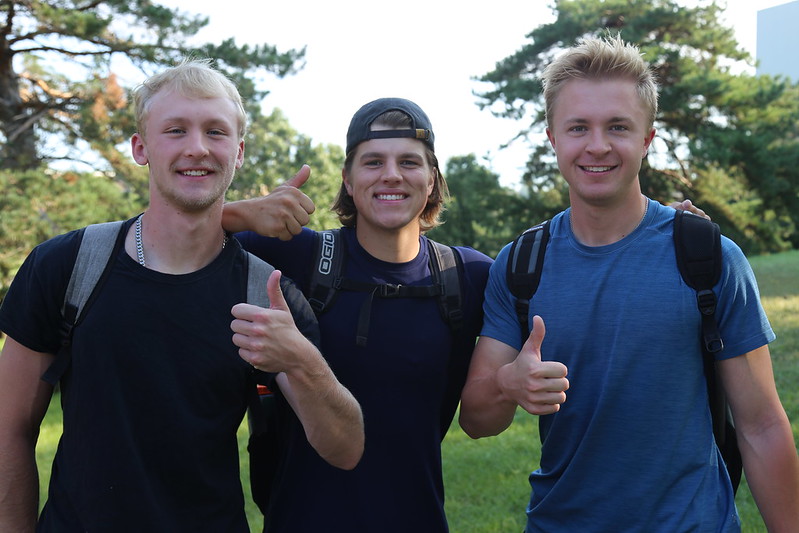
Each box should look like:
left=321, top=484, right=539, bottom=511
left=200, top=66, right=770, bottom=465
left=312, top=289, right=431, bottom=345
left=44, top=220, right=279, bottom=512
left=249, top=229, right=466, bottom=514
left=305, top=228, right=464, bottom=347
left=505, top=210, right=743, bottom=494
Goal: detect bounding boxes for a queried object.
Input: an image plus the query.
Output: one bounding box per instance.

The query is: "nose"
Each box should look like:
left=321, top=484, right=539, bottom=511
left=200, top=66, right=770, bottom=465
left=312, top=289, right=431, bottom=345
left=381, top=158, right=402, bottom=181
left=183, top=131, right=210, bottom=158
left=585, top=130, right=611, bottom=155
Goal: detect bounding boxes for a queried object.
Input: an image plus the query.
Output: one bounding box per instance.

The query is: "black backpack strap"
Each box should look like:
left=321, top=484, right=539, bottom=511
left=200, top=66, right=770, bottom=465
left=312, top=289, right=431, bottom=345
left=44, top=221, right=126, bottom=385
left=674, top=211, right=723, bottom=354
left=306, top=229, right=344, bottom=315
left=427, top=240, right=463, bottom=332
left=506, top=219, right=551, bottom=344
left=673, top=210, right=741, bottom=493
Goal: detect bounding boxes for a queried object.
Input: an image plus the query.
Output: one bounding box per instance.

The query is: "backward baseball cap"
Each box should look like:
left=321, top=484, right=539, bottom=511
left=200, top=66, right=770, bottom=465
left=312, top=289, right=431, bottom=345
left=345, top=97, right=435, bottom=154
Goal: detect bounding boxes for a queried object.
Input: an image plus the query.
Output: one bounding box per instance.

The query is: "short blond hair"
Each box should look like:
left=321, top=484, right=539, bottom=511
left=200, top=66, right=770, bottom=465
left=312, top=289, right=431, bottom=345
left=133, top=58, right=247, bottom=139
left=541, top=35, right=658, bottom=129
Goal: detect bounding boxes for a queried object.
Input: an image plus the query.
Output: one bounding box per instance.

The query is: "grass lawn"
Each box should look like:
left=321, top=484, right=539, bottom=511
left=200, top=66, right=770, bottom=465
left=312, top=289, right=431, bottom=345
left=24, top=250, right=799, bottom=531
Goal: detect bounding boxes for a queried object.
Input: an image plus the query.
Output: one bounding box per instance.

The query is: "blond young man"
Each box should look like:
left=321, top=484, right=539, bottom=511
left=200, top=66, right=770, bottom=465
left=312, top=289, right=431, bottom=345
left=459, top=36, right=799, bottom=532
left=0, top=59, right=363, bottom=532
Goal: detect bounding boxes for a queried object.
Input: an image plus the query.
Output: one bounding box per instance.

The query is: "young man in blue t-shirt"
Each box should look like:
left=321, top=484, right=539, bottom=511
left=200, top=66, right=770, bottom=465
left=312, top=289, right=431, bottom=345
left=459, top=36, right=799, bottom=532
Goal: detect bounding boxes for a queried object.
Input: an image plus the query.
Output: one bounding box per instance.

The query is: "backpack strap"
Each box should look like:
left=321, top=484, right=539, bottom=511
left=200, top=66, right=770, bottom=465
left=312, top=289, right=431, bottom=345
left=506, top=219, right=551, bottom=345
left=673, top=211, right=723, bottom=354
left=427, top=240, right=463, bottom=332
left=44, top=220, right=127, bottom=385
left=673, top=210, right=741, bottom=493
left=305, top=230, right=463, bottom=347
left=246, top=251, right=274, bottom=308
left=306, top=229, right=344, bottom=315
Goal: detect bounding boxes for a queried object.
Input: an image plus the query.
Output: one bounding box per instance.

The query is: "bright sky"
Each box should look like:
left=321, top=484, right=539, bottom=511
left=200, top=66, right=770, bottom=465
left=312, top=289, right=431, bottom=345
left=159, top=0, right=789, bottom=186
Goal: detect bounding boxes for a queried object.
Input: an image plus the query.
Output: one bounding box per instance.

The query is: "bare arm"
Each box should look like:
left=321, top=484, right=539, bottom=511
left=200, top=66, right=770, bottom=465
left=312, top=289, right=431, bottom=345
left=0, top=337, right=55, bottom=532
left=459, top=316, right=569, bottom=438
left=719, top=345, right=799, bottom=532
left=231, top=271, right=364, bottom=470
left=222, top=165, right=315, bottom=240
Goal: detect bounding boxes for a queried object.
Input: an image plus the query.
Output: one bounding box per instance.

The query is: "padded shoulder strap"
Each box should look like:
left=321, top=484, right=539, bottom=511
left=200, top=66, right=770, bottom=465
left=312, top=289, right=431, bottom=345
left=61, top=221, right=126, bottom=322
left=306, top=229, right=343, bottom=315
left=673, top=211, right=741, bottom=491
left=45, top=220, right=126, bottom=385
left=506, top=219, right=551, bottom=343
left=673, top=211, right=723, bottom=354
left=246, top=252, right=275, bottom=308
left=427, top=240, right=463, bottom=332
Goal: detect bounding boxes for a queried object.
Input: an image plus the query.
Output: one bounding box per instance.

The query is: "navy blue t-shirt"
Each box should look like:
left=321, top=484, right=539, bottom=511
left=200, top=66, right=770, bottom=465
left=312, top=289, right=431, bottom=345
left=237, top=227, right=492, bottom=533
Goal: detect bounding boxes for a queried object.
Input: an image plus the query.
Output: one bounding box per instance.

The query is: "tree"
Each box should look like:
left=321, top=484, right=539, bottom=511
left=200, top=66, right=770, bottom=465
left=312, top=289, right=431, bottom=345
left=0, top=166, right=140, bottom=299
left=230, top=108, right=344, bottom=232
left=0, top=0, right=304, bottom=175
left=428, top=155, right=532, bottom=258
left=476, top=0, right=798, bottom=253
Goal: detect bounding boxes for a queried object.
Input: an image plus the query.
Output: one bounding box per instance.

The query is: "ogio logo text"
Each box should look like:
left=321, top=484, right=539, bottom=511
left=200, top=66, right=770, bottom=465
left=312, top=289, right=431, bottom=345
left=318, top=232, right=335, bottom=275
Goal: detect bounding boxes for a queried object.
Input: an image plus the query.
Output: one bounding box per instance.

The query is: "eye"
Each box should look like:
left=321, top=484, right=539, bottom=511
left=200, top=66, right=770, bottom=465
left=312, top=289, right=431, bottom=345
left=400, top=159, right=421, bottom=167
left=610, top=124, right=628, bottom=132
left=166, top=127, right=185, bottom=135
left=364, top=158, right=383, bottom=167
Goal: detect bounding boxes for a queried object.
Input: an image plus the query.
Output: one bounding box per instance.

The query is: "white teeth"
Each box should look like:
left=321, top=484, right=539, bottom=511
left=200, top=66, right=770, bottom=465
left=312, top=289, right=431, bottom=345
left=182, top=170, right=208, bottom=176
left=583, top=166, right=613, bottom=172
left=377, top=194, right=404, bottom=201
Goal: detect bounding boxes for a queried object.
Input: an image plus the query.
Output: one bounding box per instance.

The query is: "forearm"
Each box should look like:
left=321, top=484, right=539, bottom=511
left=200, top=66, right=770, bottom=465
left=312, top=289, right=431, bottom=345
left=739, top=419, right=799, bottom=532
left=221, top=198, right=255, bottom=234
left=0, top=439, right=40, bottom=532
left=459, top=371, right=518, bottom=438
left=279, top=352, right=364, bottom=470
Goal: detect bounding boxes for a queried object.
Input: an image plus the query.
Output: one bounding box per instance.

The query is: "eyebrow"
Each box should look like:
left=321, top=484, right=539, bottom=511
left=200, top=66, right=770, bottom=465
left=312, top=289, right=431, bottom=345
left=565, top=116, right=634, bottom=125
left=358, top=151, right=424, bottom=160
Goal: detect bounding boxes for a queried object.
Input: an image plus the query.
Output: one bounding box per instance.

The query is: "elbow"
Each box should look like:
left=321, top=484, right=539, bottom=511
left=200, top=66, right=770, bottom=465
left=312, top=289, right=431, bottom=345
left=315, top=430, right=364, bottom=471
left=458, top=410, right=495, bottom=440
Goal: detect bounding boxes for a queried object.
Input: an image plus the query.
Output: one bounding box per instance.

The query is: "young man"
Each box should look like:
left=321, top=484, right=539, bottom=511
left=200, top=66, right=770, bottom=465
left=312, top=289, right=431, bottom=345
left=225, top=98, right=494, bottom=532
left=459, top=36, right=799, bottom=532
left=0, top=59, right=363, bottom=532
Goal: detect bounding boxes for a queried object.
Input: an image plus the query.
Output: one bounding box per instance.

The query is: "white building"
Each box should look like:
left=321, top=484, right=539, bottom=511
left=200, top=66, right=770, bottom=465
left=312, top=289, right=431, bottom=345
left=756, top=0, right=799, bottom=80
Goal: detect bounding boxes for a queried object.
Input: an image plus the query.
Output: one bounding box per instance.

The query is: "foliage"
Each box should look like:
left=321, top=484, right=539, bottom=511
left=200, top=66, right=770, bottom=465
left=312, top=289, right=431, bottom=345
left=476, top=0, right=799, bottom=254
left=230, top=108, right=344, bottom=232
left=0, top=166, right=141, bottom=301
left=0, top=0, right=305, bottom=176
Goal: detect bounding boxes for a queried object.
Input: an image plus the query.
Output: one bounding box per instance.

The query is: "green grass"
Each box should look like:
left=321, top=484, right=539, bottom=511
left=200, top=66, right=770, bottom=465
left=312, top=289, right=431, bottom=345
left=25, top=250, right=799, bottom=532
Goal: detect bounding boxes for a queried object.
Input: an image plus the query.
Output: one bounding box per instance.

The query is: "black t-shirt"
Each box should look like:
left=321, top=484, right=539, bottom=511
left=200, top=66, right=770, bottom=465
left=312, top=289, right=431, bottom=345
left=0, top=219, right=319, bottom=532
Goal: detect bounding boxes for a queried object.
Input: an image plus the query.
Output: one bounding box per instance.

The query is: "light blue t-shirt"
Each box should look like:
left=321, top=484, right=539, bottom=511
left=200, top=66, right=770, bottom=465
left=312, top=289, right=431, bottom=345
left=481, top=199, right=775, bottom=533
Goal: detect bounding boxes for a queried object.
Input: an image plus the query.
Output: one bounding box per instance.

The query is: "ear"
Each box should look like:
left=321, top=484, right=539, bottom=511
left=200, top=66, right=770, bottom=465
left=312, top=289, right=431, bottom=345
left=131, top=133, right=148, bottom=165
left=342, top=169, right=353, bottom=195
left=642, top=128, right=656, bottom=158
left=427, top=168, right=436, bottom=196
left=546, top=128, right=556, bottom=151
left=235, top=139, right=245, bottom=169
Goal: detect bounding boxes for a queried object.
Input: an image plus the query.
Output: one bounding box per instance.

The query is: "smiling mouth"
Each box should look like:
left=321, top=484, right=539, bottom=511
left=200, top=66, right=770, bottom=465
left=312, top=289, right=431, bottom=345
left=375, top=193, right=406, bottom=201
left=580, top=165, right=615, bottom=173
left=180, top=170, right=210, bottom=177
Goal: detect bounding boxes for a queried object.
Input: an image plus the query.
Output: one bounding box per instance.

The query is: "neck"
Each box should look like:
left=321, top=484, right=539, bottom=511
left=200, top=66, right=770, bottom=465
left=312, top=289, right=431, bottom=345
left=354, top=223, right=421, bottom=263
left=569, top=194, right=649, bottom=247
left=126, top=208, right=228, bottom=274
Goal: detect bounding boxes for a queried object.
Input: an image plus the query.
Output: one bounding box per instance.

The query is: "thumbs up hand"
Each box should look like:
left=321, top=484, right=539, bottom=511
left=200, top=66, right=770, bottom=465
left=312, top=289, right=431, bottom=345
left=497, top=315, right=569, bottom=415
left=221, top=165, right=315, bottom=239
left=231, top=270, right=311, bottom=372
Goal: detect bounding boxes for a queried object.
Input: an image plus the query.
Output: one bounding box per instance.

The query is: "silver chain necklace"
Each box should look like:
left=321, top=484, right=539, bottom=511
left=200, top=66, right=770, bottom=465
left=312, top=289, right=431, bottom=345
left=135, top=213, right=227, bottom=268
